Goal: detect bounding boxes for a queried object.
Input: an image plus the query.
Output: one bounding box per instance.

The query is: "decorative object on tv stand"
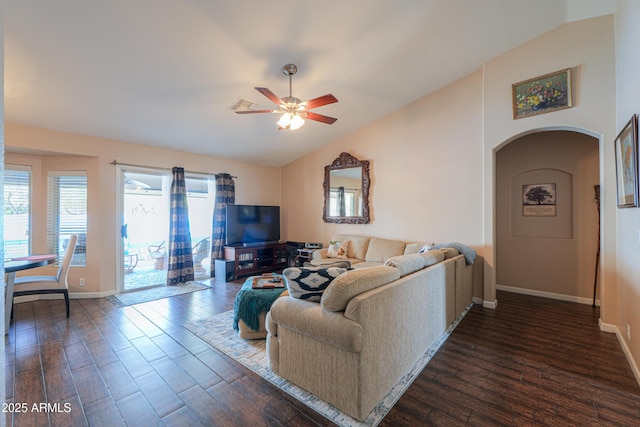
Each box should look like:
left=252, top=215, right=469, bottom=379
left=614, top=113, right=639, bottom=208
left=235, top=63, right=338, bottom=130
left=323, top=152, right=371, bottom=224
left=512, top=68, right=572, bottom=119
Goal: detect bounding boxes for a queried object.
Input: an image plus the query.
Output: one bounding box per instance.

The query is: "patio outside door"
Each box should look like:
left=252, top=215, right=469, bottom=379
left=120, top=167, right=170, bottom=292
left=117, top=166, right=215, bottom=292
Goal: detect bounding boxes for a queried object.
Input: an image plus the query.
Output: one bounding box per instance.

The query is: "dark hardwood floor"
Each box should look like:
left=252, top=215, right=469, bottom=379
left=5, top=283, right=640, bottom=426
left=382, top=291, right=640, bottom=426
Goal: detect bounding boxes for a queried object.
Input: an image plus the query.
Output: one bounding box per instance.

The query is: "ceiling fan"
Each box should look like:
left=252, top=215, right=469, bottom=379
left=236, top=63, right=338, bottom=130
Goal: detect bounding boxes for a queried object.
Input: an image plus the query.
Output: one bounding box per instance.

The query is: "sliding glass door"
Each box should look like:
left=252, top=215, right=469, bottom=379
left=183, top=175, right=215, bottom=279
left=119, top=167, right=170, bottom=291
left=117, top=165, right=214, bottom=292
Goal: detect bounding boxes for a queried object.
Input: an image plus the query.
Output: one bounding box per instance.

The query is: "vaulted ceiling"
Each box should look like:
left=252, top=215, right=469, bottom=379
left=4, top=0, right=615, bottom=167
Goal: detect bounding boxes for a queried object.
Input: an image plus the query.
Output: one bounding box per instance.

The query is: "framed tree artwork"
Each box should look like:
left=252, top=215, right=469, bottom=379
left=614, top=114, right=638, bottom=208
left=523, top=183, right=557, bottom=216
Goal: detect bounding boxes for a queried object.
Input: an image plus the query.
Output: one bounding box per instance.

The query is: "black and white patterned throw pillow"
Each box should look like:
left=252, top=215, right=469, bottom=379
left=283, top=267, right=347, bottom=302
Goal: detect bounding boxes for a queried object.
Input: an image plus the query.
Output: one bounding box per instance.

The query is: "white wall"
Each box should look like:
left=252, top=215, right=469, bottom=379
left=614, top=0, right=640, bottom=379
left=483, top=15, right=616, bottom=308
left=282, top=70, right=485, bottom=299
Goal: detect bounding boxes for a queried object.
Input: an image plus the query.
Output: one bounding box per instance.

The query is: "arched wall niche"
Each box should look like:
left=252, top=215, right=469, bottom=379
left=490, top=126, right=608, bottom=307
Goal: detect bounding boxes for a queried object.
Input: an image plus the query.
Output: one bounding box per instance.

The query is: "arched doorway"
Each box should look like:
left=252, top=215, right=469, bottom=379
left=495, top=130, right=600, bottom=303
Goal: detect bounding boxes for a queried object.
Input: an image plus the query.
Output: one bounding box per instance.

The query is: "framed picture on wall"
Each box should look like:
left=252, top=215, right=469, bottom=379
left=512, top=68, right=572, bottom=119
left=614, top=114, right=639, bottom=208
left=522, top=183, right=557, bottom=216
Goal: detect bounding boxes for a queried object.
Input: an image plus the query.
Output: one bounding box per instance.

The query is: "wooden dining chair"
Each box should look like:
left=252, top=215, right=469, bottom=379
left=12, top=234, right=78, bottom=318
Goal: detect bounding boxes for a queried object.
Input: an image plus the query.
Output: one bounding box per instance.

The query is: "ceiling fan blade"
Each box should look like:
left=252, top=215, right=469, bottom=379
left=255, top=87, right=284, bottom=106
left=303, top=94, right=338, bottom=110
left=305, top=111, right=338, bottom=124
left=235, top=110, right=279, bottom=114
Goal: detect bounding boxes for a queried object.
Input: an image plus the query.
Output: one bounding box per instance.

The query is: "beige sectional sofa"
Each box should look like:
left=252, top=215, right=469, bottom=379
left=265, top=234, right=479, bottom=421
left=309, top=233, right=462, bottom=269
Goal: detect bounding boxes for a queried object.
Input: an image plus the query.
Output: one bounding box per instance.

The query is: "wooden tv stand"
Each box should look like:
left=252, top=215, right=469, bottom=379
left=223, top=243, right=288, bottom=279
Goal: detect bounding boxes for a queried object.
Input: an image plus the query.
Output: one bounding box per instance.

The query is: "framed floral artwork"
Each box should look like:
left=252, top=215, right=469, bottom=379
left=512, top=68, right=572, bottom=119
left=614, top=114, right=638, bottom=208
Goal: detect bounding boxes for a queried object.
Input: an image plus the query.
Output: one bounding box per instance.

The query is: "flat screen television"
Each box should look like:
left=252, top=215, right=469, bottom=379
left=225, top=205, right=281, bottom=246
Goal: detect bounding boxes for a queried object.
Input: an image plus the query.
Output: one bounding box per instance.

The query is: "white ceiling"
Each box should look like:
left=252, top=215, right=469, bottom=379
left=4, top=0, right=615, bottom=167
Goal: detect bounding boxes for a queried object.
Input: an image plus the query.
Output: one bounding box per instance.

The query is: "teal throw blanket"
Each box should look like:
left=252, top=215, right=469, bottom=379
left=233, top=276, right=286, bottom=332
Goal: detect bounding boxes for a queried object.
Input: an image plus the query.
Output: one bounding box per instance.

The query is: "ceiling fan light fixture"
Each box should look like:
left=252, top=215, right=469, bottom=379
left=277, top=113, right=292, bottom=128
left=236, top=63, right=337, bottom=129
left=277, top=112, right=305, bottom=130
left=289, top=114, right=305, bottom=130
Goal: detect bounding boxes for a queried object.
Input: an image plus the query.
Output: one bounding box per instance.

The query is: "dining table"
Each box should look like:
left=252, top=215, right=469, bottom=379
left=4, top=254, right=56, bottom=334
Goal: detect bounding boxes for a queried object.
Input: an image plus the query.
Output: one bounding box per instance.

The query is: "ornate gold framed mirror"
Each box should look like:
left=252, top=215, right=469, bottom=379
left=323, top=152, right=370, bottom=224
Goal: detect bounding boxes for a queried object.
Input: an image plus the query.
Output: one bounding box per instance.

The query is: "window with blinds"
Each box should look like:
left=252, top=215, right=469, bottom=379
left=4, top=165, right=32, bottom=258
left=47, top=172, right=87, bottom=266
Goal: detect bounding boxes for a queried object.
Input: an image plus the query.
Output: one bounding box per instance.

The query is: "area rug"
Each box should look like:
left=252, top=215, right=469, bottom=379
left=183, top=304, right=472, bottom=427
left=108, top=281, right=210, bottom=306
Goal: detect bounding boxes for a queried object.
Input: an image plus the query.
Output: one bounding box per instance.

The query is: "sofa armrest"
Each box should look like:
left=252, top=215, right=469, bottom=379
left=269, top=297, right=363, bottom=353
left=321, top=266, right=400, bottom=312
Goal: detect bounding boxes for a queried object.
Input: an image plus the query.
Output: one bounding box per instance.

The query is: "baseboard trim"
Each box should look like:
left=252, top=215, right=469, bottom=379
left=598, top=318, right=617, bottom=333
left=13, top=295, right=40, bottom=304
left=599, top=319, right=640, bottom=387
left=472, top=297, right=484, bottom=305
left=70, top=290, right=117, bottom=299
left=496, top=285, right=599, bottom=306
left=482, top=299, right=498, bottom=309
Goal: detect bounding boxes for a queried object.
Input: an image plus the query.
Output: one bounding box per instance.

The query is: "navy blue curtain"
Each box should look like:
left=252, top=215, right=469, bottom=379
left=338, top=186, right=346, bottom=217
left=210, top=173, right=235, bottom=277
left=167, top=167, right=194, bottom=285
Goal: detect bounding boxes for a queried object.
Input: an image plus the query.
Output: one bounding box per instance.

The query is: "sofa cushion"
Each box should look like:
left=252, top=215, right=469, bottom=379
left=351, top=261, right=384, bottom=269
left=310, top=257, right=363, bottom=267
left=321, top=266, right=400, bottom=312
left=310, top=248, right=362, bottom=266
left=327, top=240, right=349, bottom=259
left=284, top=267, right=347, bottom=302
left=365, top=238, right=406, bottom=262
left=332, top=234, right=370, bottom=260
left=418, top=243, right=433, bottom=253
left=384, top=254, right=426, bottom=277
left=404, top=242, right=427, bottom=255
left=439, top=247, right=460, bottom=259
left=419, top=249, right=445, bottom=266
left=303, top=260, right=352, bottom=269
